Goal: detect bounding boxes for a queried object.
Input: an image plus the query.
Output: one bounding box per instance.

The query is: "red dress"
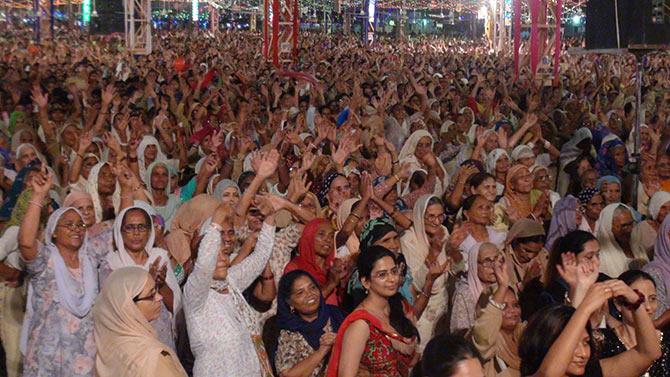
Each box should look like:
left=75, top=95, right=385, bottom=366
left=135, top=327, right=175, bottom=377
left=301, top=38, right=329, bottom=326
left=326, top=309, right=416, bottom=377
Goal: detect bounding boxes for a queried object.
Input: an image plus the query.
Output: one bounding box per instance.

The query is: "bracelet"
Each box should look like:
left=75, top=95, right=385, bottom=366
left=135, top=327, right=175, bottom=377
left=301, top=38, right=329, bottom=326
left=393, top=174, right=401, bottom=182
left=418, top=290, right=430, bottom=298
left=261, top=274, right=274, bottom=281
left=543, top=140, right=551, bottom=149
left=624, top=289, right=646, bottom=310
left=76, top=152, right=85, bottom=159
left=392, top=160, right=399, bottom=165
left=488, top=295, right=507, bottom=311
left=28, top=200, right=43, bottom=208
left=350, top=212, right=362, bottom=220
left=128, top=156, right=138, bottom=163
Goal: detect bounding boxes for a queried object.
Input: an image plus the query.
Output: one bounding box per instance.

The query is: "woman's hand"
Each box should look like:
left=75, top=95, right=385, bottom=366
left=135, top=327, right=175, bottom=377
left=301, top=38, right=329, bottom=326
left=318, top=332, right=337, bottom=352
left=493, top=255, right=510, bottom=288
left=30, top=167, right=54, bottom=197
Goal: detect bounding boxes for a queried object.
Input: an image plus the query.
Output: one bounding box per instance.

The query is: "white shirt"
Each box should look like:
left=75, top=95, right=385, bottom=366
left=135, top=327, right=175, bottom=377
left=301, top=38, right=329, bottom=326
left=184, top=222, right=275, bottom=377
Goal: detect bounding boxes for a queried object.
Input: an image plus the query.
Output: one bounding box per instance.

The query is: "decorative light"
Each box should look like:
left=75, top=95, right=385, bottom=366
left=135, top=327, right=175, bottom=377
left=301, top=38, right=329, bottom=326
left=82, top=0, right=91, bottom=23
left=368, top=0, right=376, bottom=23
left=477, top=5, right=487, bottom=20
left=572, top=14, right=582, bottom=25
left=192, top=0, right=199, bottom=22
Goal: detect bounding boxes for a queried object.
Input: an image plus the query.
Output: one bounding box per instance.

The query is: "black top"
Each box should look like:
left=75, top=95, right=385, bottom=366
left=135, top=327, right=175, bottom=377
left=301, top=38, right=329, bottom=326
left=594, top=327, right=669, bottom=377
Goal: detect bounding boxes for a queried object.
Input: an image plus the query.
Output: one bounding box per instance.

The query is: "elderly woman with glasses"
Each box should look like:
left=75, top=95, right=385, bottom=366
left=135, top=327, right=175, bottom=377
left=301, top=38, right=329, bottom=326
left=18, top=169, right=109, bottom=377
left=451, top=242, right=502, bottom=334
left=99, top=205, right=182, bottom=351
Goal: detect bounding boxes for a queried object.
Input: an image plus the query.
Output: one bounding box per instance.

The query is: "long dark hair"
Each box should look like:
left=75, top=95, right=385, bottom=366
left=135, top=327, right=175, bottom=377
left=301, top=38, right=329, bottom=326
left=421, top=335, right=482, bottom=377
left=519, top=304, right=596, bottom=376
left=357, top=245, right=418, bottom=340
left=544, top=230, right=597, bottom=285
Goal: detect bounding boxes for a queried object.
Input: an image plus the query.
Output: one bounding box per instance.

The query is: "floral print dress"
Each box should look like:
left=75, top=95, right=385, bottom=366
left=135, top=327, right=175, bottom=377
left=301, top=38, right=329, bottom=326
left=22, top=243, right=107, bottom=377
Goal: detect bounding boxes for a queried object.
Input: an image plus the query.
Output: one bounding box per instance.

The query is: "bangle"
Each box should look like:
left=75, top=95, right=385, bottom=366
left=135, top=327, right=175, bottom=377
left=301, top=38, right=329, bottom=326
left=76, top=152, right=85, bottom=159
left=392, top=160, right=399, bottom=165
left=128, top=155, right=138, bottom=163
left=419, top=290, right=430, bottom=298
left=624, top=289, right=646, bottom=310
left=393, top=174, right=401, bottom=182
left=350, top=212, right=362, bottom=220
left=388, top=207, right=397, bottom=216
left=488, top=295, right=507, bottom=311
left=261, top=274, right=274, bottom=281
left=543, top=140, right=551, bottom=149
left=28, top=200, right=43, bottom=208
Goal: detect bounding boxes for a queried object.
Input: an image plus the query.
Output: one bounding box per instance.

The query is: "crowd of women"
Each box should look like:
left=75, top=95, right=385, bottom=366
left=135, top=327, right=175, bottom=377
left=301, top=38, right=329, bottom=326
left=1, top=26, right=670, bottom=377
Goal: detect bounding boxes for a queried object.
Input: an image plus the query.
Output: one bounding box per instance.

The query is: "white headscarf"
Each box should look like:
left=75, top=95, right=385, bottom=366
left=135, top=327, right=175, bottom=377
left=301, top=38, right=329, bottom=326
left=486, top=148, right=509, bottom=174
left=20, top=207, right=98, bottom=353
left=560, top=127, right=593, bottom=168
left=597, top=203, right=648, bottom=277
left=648, top=191, right=670, bottom=221
left=85, top=162, right=120, bottom=223
left=107, top=206, right=182, bottom=317
left=398, top=130, right=450, bottom=196
left=511, top=144, right=535, bottom=162
left=137, top=136, right=168, bottom=179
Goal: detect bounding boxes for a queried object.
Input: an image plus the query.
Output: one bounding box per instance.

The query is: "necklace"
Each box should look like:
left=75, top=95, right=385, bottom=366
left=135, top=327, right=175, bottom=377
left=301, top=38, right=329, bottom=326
left=614, top=325, right=636, bottom=350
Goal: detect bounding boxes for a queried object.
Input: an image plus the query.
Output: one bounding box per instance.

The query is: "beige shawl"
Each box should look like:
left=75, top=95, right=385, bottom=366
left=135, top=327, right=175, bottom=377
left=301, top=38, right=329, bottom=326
left=93, top=266, right=186, bottom=377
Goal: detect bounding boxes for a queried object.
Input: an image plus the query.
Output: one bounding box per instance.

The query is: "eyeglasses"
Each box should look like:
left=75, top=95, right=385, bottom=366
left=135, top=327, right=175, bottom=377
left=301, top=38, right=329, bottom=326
left=372, top=266, right=401, bottom=281
left=57, top=222, right=87, bottom=232
left=133, top=286, right=160, bottom=302
left=424, top=213, right=446, bottom=223
left=535, top=174, right=550, bottom=181
left=121, top=224, right=151, bottom=233
left=478, top=256, right=500, bottom=268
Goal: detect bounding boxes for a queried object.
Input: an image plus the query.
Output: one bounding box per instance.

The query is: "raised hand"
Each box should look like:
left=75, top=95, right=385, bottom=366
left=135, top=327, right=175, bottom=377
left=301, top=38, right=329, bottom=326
left=101, top=84, right=116, bottom=105
left=359, top=172, right=373, bottom=200
left=31, top=85, right=48, bottom=108
left=493, top=255, right=510, bottom=288
left=255, top=149, right=280, bottom=179
left=30, top=167, right=54, bottom=196
left=114, top=163, right=138, bottom=191
left=78, top=132, right=94, bottom=154
left=426, top=257, right=450, bottom=281
left=255, top=193, right=286, bottom=214
left=288, top=171, right=311, bottom=200
left=557, top=252, right=579, bottom=288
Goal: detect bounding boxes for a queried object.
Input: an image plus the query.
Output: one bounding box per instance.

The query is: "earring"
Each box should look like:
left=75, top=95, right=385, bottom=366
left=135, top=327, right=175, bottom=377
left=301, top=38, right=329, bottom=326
left=364, top=288, right=369, bottom=295
left=290, top=307, right=296, bottom=314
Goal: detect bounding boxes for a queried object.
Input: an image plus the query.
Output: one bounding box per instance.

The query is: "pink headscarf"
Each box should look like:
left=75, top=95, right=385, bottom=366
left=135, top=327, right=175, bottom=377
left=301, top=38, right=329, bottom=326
left=63, top=190, right=93, bottom=208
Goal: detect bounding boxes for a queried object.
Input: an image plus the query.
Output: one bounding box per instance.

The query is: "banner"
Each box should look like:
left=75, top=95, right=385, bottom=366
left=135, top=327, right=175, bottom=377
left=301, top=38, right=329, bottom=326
left=529, top=0, right=541, bottom=75
left=554, top=0, right=562, bottom=84
left=513, top=0, right=521, bottom=80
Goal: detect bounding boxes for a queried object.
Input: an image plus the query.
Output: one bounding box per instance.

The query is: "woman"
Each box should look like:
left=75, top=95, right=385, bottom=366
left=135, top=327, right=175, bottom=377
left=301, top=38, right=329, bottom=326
left=213, top=179, right=241, bottom=207
left=145, top=161, right=182, bottom=227
left=422, top=335, right=485, bottom=377
left=594, top=270, right=670, bottom=377
left=577, top=188, right=604, bottom=235
left=495, top=164, right=539, bottom=230
left=400, top=195, right=452, bottom=347
left=93, top=266, right=187, bottom=377
left=596, top=136, right=628, bottom=179
left=545, top=196, right=582, bottom=253
left=137, top=135, right=169, bottom=179
left=632, top=191, right=670, bottom=260
left=597, top=176, right=622, bottom=206
left=18, top=171, right=107, bottom=377
left=451, top=242, right=500, bottom=333
left=471, top=255, right=523, bottom=377
left=285, top=219, right=344, bottom=306
left=520, top=230, right=601, bottom=320
left=274, top=270, right=345, bottom=377
left=183, top=200, right=277, bottom=377
left=452, top=195, right=507, bottom=265
left=84, top=162, right=120, bottom=223
left=531, top=165, right=560, bottom=208
left=597, top=204, right=647, bottom=278
left=518, top=281, right=661, bottom=377
left=398, top=130, right=449, bottom=195
left=559, top=127, right=593, bottom=196
left=468, top=172, right=499, bottom=203
left=100, top=205, right=182, bottom=350
left=644, top=215, right=670, bottom=327
left=327, top=246, right=418, bottom=377
left=486, top=149, right=510, bottom=196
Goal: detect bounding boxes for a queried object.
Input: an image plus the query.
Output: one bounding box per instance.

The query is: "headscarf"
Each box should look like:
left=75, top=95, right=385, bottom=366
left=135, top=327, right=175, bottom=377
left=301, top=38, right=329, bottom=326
left=648, top=191, right=670, bottom=221
left=486, top=148, right=509, bottom=174
left=0, top=161, right=36, bottom=220
left=93, top=267, right=187, bottom=377
left=545, top=196, right=579, bottom=252
left=466, top=242, right=492, bottom=304
left=577, top=188, right=599, bottom=205
left=144, top=160, right=177, bottom=196
left=84, top=162, right=120, bottom=223
left=213, top=179, right=240, bottom=201
left=107, top=206, right=182, bottom=317
left=597, top=203, right=647, bottom=277
left=505, top=218, right=545, bottom=245
left=165, top=194, right=220, bottom=264
left=644, top=215, right=670, bottom=288
left=596, top=175, right=622, bottom=191
left=503, top=165, right=533, bottom=220
left=317, top=172, right=345, bottom=207
left=560, top=127, right=592, bottom=168
left=359, top=218, right=397, bottom=250
left=626, top=123, right=649, bottom=156
left=596, top=136, right=628, bottom=178
left=137, top=136, right=168, bottom=179
left=511, top=145, right=535, bottom=162
left=398, top=130, right=450, bottom=195
left=336, top=198, right=360, bottom=254
left=20, top=208, right=94, bottom=355
left=284, top=219, right=334, bottom=287
left=276, top=270, right=344, bottom=350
